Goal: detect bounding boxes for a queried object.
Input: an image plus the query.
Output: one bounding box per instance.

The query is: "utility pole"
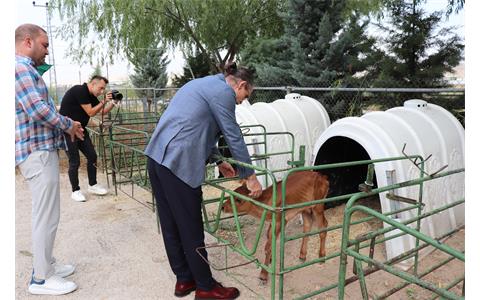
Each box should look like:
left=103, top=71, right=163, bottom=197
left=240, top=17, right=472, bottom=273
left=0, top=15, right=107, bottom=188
left=32, top=1, right=59, bottom=103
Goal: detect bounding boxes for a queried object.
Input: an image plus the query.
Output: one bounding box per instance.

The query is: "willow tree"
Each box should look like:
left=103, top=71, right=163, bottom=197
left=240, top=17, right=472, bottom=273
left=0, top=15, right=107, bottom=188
left=52, top=0, right=284, bottom=72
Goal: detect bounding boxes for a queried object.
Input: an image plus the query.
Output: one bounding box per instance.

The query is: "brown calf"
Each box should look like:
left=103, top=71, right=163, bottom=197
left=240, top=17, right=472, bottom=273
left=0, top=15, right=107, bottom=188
left=222, top=170, right=329, bottom=283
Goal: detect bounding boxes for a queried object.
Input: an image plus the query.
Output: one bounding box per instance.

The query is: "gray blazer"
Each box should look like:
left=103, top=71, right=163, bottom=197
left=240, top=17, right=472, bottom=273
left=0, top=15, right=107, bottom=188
left=145, top=74, right=254, bottom=188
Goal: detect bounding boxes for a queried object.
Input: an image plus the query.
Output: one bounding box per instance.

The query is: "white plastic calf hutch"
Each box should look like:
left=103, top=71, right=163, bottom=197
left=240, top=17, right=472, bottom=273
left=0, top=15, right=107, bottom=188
left=312, top=99, right=465, bottom=263
left=235, top=93, right=331, bottom=186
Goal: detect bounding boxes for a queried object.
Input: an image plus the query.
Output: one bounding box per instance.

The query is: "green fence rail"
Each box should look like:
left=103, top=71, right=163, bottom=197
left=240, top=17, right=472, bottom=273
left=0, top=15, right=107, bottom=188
left=337, top=168, right=465, bottom=300
left=108, top=125, right=153, bottom=210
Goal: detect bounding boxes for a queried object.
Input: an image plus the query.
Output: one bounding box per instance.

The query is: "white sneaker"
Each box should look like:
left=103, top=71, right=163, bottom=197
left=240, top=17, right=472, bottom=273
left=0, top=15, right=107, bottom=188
left=88, top=183, right=108, bottom=195
left=71, top=190, right=87, bottom=202
left=53, top=263, right=75, bottom=278
left=28, top=275, right=77, bottom=295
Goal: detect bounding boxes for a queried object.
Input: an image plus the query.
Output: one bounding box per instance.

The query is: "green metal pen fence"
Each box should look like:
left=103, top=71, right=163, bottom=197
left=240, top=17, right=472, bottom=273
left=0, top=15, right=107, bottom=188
left=88, top=109, right=464, bottom=299
left=201, top=153, right=464, bottom=299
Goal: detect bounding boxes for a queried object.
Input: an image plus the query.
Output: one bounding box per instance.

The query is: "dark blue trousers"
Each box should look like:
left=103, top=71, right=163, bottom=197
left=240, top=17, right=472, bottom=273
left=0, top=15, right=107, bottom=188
left=147, top=158, right=215, bottom=290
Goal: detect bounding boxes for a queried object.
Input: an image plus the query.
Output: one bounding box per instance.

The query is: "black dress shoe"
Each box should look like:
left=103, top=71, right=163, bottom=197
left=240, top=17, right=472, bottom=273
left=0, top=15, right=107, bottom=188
left=175, top=280, right=196, bottom=297
left=194, top=281, right=240, bottom=300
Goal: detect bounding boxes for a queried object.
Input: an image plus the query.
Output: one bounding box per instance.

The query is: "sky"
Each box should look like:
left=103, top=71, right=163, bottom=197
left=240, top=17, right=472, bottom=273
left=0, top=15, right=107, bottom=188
left=15, top=0, right=187, bottom=86
left=15, top=0, right=465, bottom=87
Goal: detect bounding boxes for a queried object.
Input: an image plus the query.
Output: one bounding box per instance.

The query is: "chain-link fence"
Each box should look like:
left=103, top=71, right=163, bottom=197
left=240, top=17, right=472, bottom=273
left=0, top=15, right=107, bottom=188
left=56, top=83, right=465, bottom=126
left=250, top=86, right=465, bottom=125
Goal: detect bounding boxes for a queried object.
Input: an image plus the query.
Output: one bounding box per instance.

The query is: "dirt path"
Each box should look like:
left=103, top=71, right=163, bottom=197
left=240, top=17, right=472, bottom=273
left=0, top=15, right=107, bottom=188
left=15, top=160, right=256, bottom=299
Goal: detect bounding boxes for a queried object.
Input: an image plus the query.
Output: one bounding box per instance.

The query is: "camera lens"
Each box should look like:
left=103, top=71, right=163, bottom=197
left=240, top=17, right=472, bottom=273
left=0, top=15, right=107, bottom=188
left=111, top=90, right=123, bottom=101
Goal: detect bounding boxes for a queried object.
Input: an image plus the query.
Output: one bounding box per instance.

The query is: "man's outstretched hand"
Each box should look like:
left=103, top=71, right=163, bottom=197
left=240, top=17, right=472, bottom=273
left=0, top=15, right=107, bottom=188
left=218, top=161, right=236, bottom=178
left=66, top=121, right=84, bottom=142
left=245, top=173, right=262, bottom=198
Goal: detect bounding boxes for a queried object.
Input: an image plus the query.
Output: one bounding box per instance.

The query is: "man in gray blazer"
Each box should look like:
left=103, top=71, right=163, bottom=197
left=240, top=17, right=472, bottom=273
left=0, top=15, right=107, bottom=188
left=145, top=63, right=262, bottom=299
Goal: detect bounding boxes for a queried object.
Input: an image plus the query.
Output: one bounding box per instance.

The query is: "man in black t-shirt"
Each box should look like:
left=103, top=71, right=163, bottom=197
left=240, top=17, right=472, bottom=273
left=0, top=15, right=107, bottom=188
left=60, top=75, right=115, bottom=202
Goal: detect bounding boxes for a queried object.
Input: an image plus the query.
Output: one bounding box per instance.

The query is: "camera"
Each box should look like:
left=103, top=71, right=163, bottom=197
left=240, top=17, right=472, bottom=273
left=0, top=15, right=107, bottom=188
left=110, top=90, right=123, bottom=101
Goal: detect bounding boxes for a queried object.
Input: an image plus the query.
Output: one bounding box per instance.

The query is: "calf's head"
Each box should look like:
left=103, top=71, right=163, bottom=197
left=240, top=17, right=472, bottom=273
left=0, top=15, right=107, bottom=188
left=221, top=184, right=254, bottom=214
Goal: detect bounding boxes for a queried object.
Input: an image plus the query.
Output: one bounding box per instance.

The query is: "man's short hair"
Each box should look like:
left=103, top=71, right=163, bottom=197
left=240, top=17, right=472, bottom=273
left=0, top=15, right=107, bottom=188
left=15, top=24, right=47, bottom=44
left=90, top=75, right=109, bottom=84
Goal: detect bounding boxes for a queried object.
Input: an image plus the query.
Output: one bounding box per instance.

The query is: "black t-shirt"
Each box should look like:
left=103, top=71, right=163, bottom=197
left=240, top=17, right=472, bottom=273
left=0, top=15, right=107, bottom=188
left=59, top=83, right=100, bottom=128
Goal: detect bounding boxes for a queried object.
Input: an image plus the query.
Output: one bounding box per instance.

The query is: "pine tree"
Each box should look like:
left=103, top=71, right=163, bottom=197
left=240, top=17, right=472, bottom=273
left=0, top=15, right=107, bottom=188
left=89, top=63, right=103, bottom=80
left=243, top=0, right=377, bottom=85
left=171, top=51, right=212, bottom=87
left=372, top=0, right=463, bottom=88
left=129, top=47, right=169, bottom=101
left=241, top=0, right=379, bottom=118
left=241, top=37, right=296, bottom=86
left=369, top=0, right=464, bottom=112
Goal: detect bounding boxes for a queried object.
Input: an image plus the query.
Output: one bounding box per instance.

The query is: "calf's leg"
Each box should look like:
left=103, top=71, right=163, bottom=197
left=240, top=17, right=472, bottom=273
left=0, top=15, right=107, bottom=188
left=260, top=224, right=272, bottom=284
left=260, top=221, right=282, bottom=284
left=313, top=205, right=328, bottom=259
left=299, top=209, right=313, bottom=261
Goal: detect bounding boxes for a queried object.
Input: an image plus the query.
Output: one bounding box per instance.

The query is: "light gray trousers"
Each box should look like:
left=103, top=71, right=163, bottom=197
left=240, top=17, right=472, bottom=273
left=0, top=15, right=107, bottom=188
left=19, top=150, right=60, bottom=280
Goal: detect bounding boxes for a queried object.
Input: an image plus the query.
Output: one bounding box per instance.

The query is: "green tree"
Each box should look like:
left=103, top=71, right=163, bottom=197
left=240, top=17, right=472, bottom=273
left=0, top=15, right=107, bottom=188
left=171, top=50, right=212, bottom=87
left=129, top=46, right=169, bottom=103
left=446, top=0, right=464, bottom=17
left=241, top=37, right=295, bottom=86
left=368, top=0, right=464, bottom=114
left=343, top=0, right=464, bottom=21
left=241, top=0, right=380, bottom=119
left=372, top=0, right=464, bottom=89
left=243, top=0, right=378, bottom=85
left=52, top=0, right=284, bottom=72
left=290, top=2, right=378, bottom=86
left=89, top=63, right=103, bottom=80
